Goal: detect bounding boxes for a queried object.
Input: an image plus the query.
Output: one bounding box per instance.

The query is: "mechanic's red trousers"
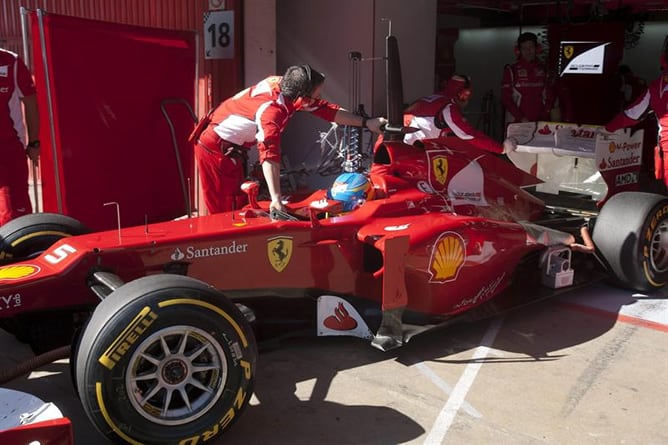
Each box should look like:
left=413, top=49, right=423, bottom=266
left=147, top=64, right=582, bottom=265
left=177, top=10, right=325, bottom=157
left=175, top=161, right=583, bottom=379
left=0, top=140, right=32, bottom=226
left=654, top=139, right=668, bottom=188
left=195, top=142, right=246, bottom=214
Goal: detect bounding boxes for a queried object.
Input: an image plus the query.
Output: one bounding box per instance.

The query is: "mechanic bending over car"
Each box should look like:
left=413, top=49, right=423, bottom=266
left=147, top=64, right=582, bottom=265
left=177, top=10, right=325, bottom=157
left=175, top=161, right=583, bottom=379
left=0, top=46, right=40, bottom=226
left=190, top=65, right=387, bottom=215
left=605, top=40, right=668, bottom=191
left=403, top=74, right=517, bottom=154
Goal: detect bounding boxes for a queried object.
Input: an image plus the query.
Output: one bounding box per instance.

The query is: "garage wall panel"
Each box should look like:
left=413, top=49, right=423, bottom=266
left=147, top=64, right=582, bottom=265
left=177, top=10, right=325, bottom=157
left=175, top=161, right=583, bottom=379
left=2, top=0, right=243, bottom=118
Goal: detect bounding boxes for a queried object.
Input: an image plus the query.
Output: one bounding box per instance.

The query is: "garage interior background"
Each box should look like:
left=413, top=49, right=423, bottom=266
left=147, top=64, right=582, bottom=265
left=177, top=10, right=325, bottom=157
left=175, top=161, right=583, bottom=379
left=2, top=0, right=668, bottom=215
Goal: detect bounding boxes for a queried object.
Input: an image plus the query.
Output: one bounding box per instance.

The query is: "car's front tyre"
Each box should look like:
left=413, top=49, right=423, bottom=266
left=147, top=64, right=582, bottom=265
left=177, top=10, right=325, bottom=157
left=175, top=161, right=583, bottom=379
left=75, top=275, right=257, bottom=444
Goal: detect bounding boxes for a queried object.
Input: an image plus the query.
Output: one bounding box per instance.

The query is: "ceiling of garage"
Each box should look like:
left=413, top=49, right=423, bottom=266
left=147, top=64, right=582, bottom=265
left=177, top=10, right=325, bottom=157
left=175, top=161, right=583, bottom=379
left=438, top=0, right=668, bottom=26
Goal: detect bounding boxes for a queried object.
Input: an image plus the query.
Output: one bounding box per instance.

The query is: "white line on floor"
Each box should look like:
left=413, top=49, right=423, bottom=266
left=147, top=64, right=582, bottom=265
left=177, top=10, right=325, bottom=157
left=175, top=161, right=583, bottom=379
left=423, top=317, right=504, bottom=445
left=414, top=362, right=482, bottom=418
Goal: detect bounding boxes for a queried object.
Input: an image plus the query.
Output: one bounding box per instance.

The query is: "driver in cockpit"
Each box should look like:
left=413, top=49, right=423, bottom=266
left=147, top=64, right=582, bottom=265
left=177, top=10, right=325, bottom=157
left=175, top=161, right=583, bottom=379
left=327, top=172, right=375, bottom=213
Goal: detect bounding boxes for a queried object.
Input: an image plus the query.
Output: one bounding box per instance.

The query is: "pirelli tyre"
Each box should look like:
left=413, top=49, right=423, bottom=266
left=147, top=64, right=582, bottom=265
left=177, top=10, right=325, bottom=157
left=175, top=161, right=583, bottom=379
left=593, top=191, right=668, bottom=292
left=75, top=275, right=258, bottom=445
left=0, top=212, right=88, bottom=264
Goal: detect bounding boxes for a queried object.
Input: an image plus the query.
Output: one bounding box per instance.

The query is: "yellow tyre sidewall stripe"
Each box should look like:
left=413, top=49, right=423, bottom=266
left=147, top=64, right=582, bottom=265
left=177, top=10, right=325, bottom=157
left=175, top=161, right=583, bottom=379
left=94, top=297, right=252, bottom=443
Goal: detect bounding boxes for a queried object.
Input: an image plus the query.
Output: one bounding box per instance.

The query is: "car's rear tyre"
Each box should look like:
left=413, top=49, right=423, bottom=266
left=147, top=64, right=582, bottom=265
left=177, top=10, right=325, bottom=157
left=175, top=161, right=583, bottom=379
left=75, top=275, right=257, bottom=445
left=0, top=212, right=89, bottom=353
left=593, top=192, right=668, bottom=292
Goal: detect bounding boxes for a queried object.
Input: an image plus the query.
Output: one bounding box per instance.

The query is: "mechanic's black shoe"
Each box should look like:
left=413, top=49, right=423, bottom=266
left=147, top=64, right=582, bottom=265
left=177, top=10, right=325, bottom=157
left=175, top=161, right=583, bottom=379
left=270, top=208, right=299, bottom=221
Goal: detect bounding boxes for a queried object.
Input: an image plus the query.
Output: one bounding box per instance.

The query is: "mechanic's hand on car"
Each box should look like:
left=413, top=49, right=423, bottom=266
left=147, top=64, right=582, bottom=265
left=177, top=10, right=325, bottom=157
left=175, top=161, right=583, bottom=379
left=269, top=198, right=300, bottom=221
left=269, top=197, right=285, bottom=213
left=503, top=137, right=518, bottom=154
left=596, top=126, right=616, bottom=138
left=366, top=117, right=388, bottom=133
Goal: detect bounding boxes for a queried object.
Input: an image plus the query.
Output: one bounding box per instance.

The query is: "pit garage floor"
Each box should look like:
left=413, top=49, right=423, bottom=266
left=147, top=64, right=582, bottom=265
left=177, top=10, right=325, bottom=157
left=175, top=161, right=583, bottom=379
left=2, top=282, right=667, bottom=445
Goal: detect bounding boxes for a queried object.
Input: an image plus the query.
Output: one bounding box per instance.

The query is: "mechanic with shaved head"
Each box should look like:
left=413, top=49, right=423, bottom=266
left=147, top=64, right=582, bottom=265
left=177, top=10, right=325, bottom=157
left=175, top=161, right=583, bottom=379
left=403, top=74, right=516, bottom=154
left=0, top=46, right=39, bottom=226
left=192, top=65, right=387, bottom=215
left=605, top=41, right=668, bottom=190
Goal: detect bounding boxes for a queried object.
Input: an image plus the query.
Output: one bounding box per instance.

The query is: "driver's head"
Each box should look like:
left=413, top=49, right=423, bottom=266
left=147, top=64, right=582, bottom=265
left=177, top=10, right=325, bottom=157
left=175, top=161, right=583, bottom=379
left=446, top=74, right=473, bottom=107
left=280, top=64, right=326, bottom=100
left=327, top=172, right=375, bottom=212
left=516, top=32, right=539, bottom=62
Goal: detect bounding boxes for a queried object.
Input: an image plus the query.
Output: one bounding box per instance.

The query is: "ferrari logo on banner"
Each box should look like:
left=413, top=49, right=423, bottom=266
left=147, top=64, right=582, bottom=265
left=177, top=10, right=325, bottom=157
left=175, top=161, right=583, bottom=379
left=563, top=45, right=574, bottom=59
left=431, top=155, right=449, bottom=185
left=558, top=41, right=610, bottom=76
left=267, top=236, right=293, bottom=272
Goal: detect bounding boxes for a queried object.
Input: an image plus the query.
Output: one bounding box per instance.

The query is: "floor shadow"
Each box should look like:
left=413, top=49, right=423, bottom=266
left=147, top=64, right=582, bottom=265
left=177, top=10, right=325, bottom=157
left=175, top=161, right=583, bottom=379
left=1, top=282, right=663, bottom=444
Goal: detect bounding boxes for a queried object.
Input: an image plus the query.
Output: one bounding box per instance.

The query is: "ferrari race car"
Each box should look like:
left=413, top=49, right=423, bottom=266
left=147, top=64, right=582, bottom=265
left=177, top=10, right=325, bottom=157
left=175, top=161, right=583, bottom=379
left=0, top=36, right=666, bottom=445
left=0, top=128, right=666, bottom=444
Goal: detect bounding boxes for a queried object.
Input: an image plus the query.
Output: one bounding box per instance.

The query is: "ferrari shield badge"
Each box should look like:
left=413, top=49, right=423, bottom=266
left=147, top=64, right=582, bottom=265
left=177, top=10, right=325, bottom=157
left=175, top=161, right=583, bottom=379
left=431, top=155, right=448, bottom=185
left=267, top=236, right=293, bottom=272
left=563, top=45, right=574, bottom=59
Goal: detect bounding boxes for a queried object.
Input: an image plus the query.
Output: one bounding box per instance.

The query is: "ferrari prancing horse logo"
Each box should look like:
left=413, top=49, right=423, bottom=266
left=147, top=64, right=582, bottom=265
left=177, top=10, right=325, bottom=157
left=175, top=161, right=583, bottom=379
left=267, top=236, right=293, bottom=272
left=432, top=156, right=448, bottom=185
left=563, top=45, right=574, bottom=59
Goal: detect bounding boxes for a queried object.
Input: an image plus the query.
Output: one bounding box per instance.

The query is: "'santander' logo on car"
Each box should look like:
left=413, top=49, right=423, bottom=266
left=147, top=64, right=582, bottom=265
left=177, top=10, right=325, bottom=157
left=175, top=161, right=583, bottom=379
left=0, top=264, right=40, bottom=281
left=267, top=236, right=292, bottom=272
left=171, top=241, right=248, bottom=261
left=428, top=232, right=466, bottom=283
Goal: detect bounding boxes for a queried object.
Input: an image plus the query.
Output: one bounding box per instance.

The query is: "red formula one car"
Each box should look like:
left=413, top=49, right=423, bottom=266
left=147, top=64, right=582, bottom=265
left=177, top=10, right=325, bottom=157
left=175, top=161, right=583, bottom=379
left=0, top=37, right=667, bottom=445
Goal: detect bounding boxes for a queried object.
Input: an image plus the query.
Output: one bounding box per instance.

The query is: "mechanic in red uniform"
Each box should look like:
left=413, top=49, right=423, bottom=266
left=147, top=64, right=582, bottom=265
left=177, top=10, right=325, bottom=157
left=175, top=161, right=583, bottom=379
left=0, top=47, right=39, bottom=226
left=501, top=32, right=555, bottom=125
left=403, top=74, right=515, bottom=154
left=605, top=44, right=668, bottom=188
left=193, top=65, right=386, bottom=214
left=402, top=82, right=449, bottom=145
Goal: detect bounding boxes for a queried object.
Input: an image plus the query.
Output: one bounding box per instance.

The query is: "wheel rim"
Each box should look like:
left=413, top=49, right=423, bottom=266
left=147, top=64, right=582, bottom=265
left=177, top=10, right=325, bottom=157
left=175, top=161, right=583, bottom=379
left=126, top=326, right=228, bottom=426
left=650, top=219, right=668, bottom=274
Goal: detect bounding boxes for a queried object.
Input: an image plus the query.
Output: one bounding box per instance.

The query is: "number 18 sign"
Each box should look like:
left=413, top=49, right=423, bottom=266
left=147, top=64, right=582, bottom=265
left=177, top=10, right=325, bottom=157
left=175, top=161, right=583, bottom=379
left=204, top=10, right=234, bottom=59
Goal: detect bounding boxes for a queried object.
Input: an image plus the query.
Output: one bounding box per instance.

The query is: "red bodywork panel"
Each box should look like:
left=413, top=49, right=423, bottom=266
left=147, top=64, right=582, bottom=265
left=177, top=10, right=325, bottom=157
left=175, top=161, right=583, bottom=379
left=0, top=139, right=547, bottom=318
left=0, top=418, right=73, bottom=445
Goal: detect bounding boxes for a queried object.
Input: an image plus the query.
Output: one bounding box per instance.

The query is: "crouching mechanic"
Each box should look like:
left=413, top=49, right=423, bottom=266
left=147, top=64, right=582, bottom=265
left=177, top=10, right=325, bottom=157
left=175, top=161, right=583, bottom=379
left=403, top=74, right=516, bottom=154
left=193, top=65, right=387, bottom=215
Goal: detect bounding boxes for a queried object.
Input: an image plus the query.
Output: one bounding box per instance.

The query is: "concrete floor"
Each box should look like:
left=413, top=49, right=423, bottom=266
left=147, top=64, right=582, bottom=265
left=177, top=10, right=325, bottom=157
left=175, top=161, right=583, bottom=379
left=2, top=282, right=667, bottom=445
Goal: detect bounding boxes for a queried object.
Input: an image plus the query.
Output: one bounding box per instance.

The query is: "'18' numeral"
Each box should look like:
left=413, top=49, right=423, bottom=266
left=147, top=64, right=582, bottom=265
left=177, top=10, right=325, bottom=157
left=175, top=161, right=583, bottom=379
left=207, top=22, right=230, bottom=49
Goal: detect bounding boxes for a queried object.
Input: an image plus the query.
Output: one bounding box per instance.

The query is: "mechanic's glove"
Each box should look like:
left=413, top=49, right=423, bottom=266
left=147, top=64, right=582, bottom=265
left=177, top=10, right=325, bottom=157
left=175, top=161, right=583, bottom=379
left=366, top=117, right=388, bottom=134
left=502, top=137, right=518, bottom=154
